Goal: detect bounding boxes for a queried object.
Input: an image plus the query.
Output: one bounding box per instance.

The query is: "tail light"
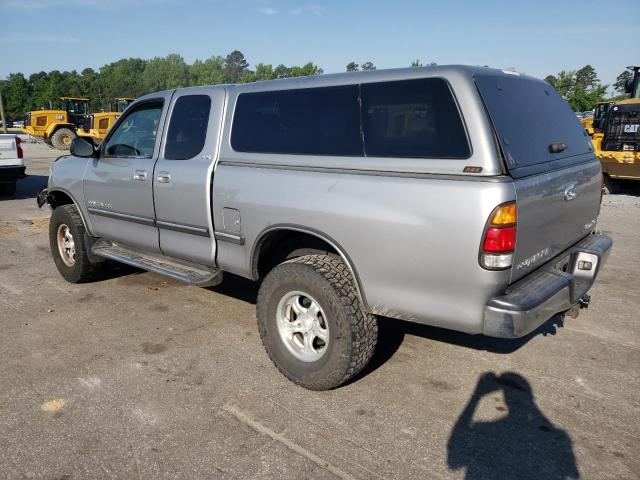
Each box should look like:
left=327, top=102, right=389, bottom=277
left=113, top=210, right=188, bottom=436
left=480, top=201, right=517, bottom=270
left=15, top=136, right=23, bottom=159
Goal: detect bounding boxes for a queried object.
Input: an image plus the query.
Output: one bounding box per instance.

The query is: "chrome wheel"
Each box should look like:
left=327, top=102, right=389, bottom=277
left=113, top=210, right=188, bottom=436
left=56, top=224, right=76, bottom=267
left=276, top=291, right=329, bottom=362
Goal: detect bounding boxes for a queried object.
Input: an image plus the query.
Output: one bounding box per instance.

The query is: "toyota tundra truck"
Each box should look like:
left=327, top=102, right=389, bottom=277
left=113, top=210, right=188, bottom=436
left=38, top=66, right=612, bottom=390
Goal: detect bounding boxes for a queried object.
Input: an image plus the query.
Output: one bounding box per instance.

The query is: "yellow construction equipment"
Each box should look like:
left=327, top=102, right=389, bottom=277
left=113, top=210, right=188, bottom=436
left=589, top=66, right=640, bottom=192
left=22, top=97, right=90, bottom=150
left=78, top=97, right=134, bottom=145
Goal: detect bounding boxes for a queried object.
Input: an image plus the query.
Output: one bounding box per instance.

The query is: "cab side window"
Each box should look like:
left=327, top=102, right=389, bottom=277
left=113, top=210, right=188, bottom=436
left=104, top=101, right=163, bottom=158
left=164, top=95, right=212, bottom=160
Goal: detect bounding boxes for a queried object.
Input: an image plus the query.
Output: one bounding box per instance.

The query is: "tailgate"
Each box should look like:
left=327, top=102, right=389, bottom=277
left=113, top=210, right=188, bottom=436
left=475, top=73, right=603, bottom=282
left=511, top=159, right=602, bottom=281
left=0, top=135, right=18, bottom=166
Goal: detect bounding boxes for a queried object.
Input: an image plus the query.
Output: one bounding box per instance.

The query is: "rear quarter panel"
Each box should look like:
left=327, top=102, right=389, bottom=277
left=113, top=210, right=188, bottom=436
left=213, top=165, right=515, bottom=333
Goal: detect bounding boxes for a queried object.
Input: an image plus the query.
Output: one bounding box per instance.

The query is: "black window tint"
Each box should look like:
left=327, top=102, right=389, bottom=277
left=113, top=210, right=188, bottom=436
left=231, top=85, right=362, bottom=156
left=361, top=78, right=470, bottom=159
left=104, top=101, right=163, bottom=158
left=165, top=95, right=211, bottom=160
left=475, top=74, right=591, bottom=170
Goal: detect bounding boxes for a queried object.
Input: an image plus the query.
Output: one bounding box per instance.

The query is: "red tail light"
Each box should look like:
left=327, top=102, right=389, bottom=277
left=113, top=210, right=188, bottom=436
left=15, top=136, right=23, bottom=159
left=483, top=226, right=517, bottom=252
left=480, top=202, right=517, bottom=270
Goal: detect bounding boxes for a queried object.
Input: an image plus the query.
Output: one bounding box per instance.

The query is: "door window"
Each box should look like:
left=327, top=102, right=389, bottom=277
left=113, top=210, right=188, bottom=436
left=103, top=101, right=163, bottom=158
left=164, top=95, right=212, bottom=160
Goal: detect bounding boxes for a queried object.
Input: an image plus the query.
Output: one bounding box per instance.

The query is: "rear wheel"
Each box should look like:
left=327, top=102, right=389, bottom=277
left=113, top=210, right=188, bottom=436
left=50, top=128, right=76, bottom=150
left=49, top=204, right=100, bottom=283
left=257, top=255, right=377, bottom=390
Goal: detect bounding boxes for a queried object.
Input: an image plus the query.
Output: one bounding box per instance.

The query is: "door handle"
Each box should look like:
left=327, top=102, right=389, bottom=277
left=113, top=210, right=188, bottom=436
left=156, top=171, right=171, bottom=183
left=133, top=170, right=147, bottom=181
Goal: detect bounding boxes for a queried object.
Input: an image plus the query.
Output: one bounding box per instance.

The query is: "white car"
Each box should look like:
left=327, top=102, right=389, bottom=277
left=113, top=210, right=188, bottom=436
left=0, top=134, right=25, bottom=196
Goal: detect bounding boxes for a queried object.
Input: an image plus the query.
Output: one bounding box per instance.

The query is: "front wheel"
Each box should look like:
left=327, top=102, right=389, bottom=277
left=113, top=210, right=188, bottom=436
left=50, top=128, right=76, bottom=150
left=49, top=204, right=100, bottom=283
left=257, top=255, right=377, bottom=390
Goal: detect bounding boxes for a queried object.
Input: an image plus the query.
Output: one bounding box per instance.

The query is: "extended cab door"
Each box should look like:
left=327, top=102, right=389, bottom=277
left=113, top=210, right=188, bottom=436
left=153, top=88, right=226, bottom=265
left=83, top=94, right=172, bottom=252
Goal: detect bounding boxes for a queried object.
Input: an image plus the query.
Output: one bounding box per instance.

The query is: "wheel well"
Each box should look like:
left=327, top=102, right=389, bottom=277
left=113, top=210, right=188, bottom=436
left=47, top=190, right=74, bottom=209
left=253, top=230, right=339, bottom=279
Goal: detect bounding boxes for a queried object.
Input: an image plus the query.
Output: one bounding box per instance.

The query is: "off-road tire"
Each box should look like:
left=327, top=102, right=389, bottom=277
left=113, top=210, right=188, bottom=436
left=50, top=128, right=76, bottom=150
left=49, top=204, right=99, bottom=283
left=0, top=181, right=16, bottom=196
left=257, top=254, right=377, bottom=390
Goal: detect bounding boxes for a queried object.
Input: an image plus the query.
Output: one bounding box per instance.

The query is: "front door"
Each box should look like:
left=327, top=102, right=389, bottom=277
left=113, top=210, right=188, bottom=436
left=83, top=93, right=172, bottom=252
left=153, top=89, right=225, bottom=265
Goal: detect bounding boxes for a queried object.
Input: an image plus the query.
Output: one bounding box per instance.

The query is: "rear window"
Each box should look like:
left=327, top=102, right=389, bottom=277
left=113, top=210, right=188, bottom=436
left=165, top=95, right=211, bottom=160
left=362, top=78, right=470, bottom=158
left=475, top=74, right=592, bottom=171
left=231, top=85, right=362, bottom=156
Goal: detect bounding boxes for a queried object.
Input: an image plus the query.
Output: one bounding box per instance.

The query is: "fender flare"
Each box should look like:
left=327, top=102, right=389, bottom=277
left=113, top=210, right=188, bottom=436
left=46, top=123, right=76, bottom=138
left=250, top=224, right=370, bottom=311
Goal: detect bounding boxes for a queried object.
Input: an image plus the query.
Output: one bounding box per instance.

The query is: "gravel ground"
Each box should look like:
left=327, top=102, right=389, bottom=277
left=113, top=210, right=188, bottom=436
left=1, top=142, right=639, bottom=479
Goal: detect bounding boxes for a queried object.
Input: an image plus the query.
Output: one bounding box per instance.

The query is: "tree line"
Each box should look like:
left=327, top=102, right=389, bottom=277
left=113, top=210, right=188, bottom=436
left=544, top=64, right=631, bottom=112
left=0, top=51, right=324, bottom=120
left=0, top=51, right=631, bottom=120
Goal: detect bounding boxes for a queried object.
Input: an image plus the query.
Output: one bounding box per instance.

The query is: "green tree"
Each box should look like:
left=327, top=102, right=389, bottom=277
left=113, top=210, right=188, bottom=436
left=223, top=50, right=249, bottom=83
left=361, top=61, right=376, bottom=71
left=98, top=58, right=147, bottom=109
left=190, top=56, right=225, bottom=86
left=143, top=54, right=189, bottom=92
left=1, top=73, right=30, bottom=119
left=614, top=70, right=632, bottom=95
left=346, top=62, right=359, bottom=72
left=410, top=60, right=422, bottom=68
left=544, top=75, right=558, bottom=88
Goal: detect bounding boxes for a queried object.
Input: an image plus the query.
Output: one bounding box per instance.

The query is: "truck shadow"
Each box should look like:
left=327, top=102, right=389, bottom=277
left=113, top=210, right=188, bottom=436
left=205, top=274, right=569, bottom=383
left=350, top=314, right=568, bottom=384
left=12, top=175, right=48, bottom=200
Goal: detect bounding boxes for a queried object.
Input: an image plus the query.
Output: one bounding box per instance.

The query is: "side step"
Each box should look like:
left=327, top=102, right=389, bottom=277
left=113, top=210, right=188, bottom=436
left=91, top=239, right=222, bottom=287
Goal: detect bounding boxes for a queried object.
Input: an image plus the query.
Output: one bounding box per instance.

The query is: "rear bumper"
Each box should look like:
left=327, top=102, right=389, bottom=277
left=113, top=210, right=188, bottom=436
left=0, top=165, right=26, bottom=181
left=483, top=233, right=613, bottom=338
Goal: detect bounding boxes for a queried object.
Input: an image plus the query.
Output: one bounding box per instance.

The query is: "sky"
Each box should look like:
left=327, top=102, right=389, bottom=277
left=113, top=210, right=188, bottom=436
left=0, top=0, right=638, bottom=91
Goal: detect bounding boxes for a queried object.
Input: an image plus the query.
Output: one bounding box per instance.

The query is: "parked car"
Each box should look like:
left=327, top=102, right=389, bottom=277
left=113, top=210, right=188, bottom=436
left=0, top=134, right=25, bottom=196
left=38, top=66, right=612, bottom=390
left=12, top=120, right=24, bottom=129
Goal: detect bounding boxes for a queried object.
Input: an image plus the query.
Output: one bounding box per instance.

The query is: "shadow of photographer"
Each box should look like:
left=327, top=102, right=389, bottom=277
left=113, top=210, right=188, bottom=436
left=447, top=372, right=579, bottom=479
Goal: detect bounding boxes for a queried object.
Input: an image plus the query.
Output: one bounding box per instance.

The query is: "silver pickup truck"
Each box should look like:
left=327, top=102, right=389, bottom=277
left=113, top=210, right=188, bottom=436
left=38, top=66, right=612, bottom=390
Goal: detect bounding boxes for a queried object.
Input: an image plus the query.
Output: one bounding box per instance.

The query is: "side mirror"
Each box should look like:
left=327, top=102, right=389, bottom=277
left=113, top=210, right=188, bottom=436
left=70, top=136, right=97, bottom=158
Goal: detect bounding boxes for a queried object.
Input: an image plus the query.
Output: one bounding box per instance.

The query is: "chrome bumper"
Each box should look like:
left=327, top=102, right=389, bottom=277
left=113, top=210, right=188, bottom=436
left=483, top=233, right=613, bottom=338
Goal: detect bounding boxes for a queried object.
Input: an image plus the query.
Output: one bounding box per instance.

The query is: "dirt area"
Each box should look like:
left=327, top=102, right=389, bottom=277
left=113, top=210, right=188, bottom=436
left=1, top=143, right=639, bottom=479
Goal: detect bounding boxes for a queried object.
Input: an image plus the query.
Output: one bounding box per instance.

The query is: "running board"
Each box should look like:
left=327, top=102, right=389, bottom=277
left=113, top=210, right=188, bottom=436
left=91, top=239, right=222, bottom=287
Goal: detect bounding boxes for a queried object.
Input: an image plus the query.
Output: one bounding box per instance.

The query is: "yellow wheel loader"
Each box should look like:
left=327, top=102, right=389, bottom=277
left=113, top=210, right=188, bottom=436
left=592, top=66, right=640, bottom=193
left=78, top=97, right=134, bottom=145
left=22, top=97, right=90, bottom=150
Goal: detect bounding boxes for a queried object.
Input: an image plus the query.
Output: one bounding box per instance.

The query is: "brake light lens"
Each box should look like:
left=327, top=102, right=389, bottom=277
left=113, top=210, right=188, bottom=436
left=15, top=136, right=23, bottom=159
left=483, top=226, right=517, bottom=252
left=480, top=202, right=517, bottom=270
